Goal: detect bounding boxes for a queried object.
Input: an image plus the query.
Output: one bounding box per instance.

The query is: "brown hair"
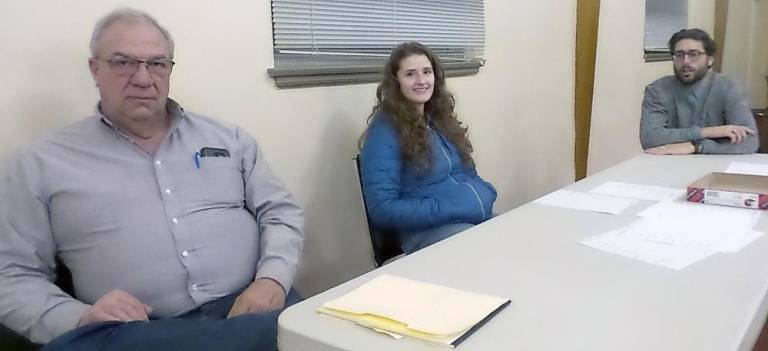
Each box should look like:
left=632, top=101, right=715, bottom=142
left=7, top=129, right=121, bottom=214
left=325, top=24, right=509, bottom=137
left=668, top=28, right=716, bottom=56
left=361, top=42, right=474, bottom=172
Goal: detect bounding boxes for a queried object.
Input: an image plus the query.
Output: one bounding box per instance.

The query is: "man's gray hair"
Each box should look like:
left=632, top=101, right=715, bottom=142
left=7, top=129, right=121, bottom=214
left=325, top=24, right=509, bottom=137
left=90, top=8, right=175, bottom=58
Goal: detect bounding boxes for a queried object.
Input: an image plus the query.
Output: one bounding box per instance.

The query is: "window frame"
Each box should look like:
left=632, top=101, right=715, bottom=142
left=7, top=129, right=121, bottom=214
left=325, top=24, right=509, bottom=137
left=267, top=0, right=486, bottom=88
left=643, top=0, right=688, bottom=63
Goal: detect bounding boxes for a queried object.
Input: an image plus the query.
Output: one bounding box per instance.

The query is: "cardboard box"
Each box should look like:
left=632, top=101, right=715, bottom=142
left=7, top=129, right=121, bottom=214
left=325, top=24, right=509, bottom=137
left=687, top=172, right=768, bottom=210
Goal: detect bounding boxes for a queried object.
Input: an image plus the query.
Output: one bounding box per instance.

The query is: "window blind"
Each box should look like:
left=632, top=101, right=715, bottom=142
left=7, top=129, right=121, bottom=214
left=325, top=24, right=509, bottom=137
left=268, top=0, right=486, bottom=87
left=644, top=0, right=688, bottom=53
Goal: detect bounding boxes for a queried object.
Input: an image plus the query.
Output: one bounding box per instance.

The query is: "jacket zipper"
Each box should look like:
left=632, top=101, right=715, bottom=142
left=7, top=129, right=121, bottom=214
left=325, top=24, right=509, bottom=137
left=428, top=126, right=487, bottom=218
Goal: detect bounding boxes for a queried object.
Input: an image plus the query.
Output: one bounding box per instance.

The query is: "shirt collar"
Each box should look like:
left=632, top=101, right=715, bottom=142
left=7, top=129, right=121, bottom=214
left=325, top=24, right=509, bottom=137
left=97, top=98, right=186, bottom=137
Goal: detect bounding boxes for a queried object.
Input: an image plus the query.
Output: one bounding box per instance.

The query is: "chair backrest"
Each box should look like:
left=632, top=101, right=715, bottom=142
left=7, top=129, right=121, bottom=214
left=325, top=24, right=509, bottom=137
left=754, top=109, right=768, bottom=153
left=353, top=156, right=403, bottom=266
left=54, top=257, right=75, bottom=296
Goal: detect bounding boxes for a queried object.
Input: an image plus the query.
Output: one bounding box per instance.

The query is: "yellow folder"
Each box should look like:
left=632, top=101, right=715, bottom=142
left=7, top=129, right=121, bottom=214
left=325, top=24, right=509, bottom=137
left=318, top=274, right=510, bottom=347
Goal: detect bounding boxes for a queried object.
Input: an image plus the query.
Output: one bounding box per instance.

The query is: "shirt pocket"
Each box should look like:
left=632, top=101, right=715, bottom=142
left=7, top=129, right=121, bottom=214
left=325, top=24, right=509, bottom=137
left=177, top=157, right=245, bottom=210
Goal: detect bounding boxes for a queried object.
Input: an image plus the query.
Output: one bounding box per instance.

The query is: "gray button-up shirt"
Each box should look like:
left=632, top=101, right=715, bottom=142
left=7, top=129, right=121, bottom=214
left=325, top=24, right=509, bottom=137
left=0, top=100, right=304, bottom=343
left=639, top=71, right=758, bottom=154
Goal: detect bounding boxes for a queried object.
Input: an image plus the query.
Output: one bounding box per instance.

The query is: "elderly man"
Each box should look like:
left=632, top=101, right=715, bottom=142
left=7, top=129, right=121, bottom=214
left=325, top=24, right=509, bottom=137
left=640, top=28, right=758, bottom=155
left=0, top=8, right=304, bottom=350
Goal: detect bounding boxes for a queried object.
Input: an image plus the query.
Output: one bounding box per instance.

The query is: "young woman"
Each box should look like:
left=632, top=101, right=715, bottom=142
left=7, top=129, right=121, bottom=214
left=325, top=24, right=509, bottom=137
left=359, top=42, right=497, bottom=254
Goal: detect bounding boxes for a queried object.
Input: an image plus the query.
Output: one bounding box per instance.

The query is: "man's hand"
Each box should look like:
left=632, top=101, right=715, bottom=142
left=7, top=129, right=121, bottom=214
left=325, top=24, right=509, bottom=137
left=227, top=278, right=286, bottom=318
left=645, top=142, right=696, bottom=155
left=78, top=289, right=152, bottom=326
left=701, top=125, right=755, bottom=144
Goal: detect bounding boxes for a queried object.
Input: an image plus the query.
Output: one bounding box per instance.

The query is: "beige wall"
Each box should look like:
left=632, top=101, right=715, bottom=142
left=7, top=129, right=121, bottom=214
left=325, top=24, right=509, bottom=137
left=722, top=0, right=752, bottom=96
left=754, top=0, right=768, bottom=108
left=587, top=0, right=716, bottom=174
left=742, top=0, right=768, bottom=108
left=722, top=0, right=768, bottom=108
left=0, top=1, right=576, bottom=295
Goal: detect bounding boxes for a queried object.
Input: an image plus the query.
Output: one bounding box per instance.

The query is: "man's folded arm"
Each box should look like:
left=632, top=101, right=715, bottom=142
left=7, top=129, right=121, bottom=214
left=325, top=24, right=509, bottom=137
left=640, top=85, right=702, bottom=149
left=700, top=80, right=760, bottom=154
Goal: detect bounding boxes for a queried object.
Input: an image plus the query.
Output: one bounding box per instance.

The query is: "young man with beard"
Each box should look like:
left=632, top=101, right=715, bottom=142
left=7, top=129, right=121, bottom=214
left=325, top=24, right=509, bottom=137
left=640, top=28, right=758, bottom=155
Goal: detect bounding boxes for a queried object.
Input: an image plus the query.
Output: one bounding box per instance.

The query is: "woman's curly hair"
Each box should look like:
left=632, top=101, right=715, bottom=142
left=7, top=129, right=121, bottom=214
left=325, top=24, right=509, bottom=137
left=361, top=42, right=474, bottom=172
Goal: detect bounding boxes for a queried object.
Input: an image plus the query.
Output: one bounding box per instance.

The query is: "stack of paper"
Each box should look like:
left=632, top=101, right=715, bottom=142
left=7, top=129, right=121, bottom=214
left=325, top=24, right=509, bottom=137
left=318, top=274, right=510, bottom=347
left=581, top=202, right=764, bottom=270
left=533, top=190, right=638, bottom=214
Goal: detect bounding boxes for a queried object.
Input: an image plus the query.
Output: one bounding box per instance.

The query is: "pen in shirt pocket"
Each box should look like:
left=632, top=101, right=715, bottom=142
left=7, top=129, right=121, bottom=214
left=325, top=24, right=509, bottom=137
left=194, top=149, right=201, bottom=169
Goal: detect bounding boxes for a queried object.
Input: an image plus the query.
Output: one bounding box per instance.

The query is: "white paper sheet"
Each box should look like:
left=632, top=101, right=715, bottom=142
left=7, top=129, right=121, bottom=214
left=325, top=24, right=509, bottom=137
left=533, top=190, right=638, bottom=215
left=724, top=162, right=768, bottom=176
left=628, top=202, right=761, bottom=253
left=589, top=181, right=685, bottom=202
left=580, top=229, right=716, bottom=270
left=625, top=220, right=763, bottom=253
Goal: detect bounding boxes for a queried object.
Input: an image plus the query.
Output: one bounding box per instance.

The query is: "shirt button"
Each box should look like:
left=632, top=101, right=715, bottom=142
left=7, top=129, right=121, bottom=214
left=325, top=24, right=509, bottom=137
left=155, top=160, right=162, bottom=166
left=171, top=218, right=178, bottom=224
left=164, top=188, right=172, bottom=195
left=181, top=250, right=190, bottom=257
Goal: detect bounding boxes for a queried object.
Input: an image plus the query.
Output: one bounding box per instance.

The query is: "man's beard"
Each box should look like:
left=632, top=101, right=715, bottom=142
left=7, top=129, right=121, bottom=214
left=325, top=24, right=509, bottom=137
left=674, top=64, right=709, bottom=85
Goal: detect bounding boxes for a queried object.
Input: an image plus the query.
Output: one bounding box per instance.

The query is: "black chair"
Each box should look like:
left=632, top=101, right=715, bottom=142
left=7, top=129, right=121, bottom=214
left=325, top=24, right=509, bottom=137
left=0, top=258, right=74, bottom=351
left=354, top=156, right=403, bottom=267
left=753, top=109, right=768, bottom=153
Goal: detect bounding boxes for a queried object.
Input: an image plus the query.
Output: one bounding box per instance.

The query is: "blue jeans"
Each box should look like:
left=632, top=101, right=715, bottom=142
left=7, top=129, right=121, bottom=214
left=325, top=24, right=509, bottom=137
left=42, top=288, right=302, bottom=351
left=399, top=222, right=474, bottom=254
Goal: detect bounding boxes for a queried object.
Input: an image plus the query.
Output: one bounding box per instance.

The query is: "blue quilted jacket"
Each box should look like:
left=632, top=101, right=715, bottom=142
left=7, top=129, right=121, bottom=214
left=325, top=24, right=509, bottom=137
left=360, top=110, right=497, bottom=232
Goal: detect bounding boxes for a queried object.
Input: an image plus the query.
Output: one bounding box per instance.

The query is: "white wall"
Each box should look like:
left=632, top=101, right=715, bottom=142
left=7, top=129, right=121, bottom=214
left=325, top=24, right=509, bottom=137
left=0, top=0, right=576, bottom=295
left=587, top=0, right=715, bottom=174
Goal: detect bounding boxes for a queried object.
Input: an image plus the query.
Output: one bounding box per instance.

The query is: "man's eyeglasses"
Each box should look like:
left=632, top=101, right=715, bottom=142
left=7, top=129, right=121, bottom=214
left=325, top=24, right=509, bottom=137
left=96, top=57, right=175, bottom=76
left=672, top=50, right=706, bottom=61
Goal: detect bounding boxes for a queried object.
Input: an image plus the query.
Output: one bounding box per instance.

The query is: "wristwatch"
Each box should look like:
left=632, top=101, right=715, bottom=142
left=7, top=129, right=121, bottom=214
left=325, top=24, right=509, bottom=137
left=691, top=140, right=702, bottom=154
